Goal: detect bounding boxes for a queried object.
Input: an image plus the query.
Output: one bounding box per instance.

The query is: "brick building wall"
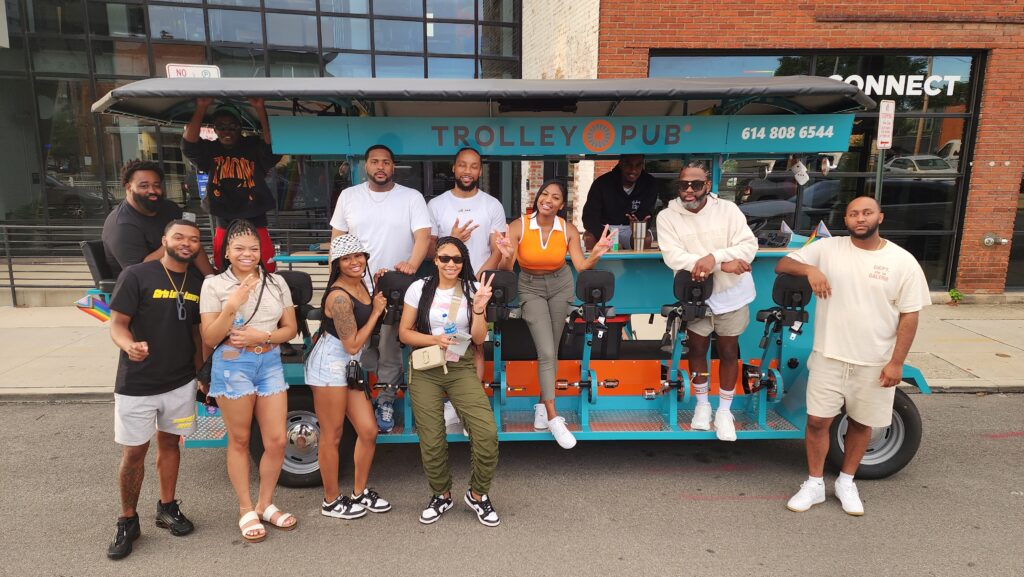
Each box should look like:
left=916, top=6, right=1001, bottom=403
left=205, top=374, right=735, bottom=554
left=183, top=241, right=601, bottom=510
left=595, top=0, right=1024, bottom=293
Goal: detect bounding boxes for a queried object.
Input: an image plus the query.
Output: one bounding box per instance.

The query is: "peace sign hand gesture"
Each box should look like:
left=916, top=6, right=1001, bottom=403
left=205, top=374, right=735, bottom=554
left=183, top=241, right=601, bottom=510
left=474, top=272, right=495, bottom=311
left=226, top=273, right=257, bottom=314
left=450, top=218, right=480, bottom=242
left=591, top=225, right=615, bottom=257
left=495, top=231, right=514, bottom=260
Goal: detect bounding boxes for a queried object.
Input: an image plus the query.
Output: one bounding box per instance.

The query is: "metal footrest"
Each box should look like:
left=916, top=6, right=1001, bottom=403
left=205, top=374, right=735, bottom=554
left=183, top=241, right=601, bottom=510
left=501, top=410, right=580, bottom=433
left=676, top=408, right=798, bottom=432
left=183, top=403, right=228, bottom=448
left=589, top=410, right=671, bottom=432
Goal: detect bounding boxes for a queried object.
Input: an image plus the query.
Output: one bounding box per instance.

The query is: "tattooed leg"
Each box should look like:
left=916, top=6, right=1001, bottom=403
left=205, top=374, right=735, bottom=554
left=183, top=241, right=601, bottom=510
left=119, top=442, right=150, bottom=518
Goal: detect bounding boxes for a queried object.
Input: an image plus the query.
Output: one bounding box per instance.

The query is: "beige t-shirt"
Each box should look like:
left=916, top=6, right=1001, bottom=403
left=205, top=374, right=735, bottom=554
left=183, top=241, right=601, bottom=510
left=787, top=236, right=931, bottom=366
left=200, top=269, right=293, bottom=334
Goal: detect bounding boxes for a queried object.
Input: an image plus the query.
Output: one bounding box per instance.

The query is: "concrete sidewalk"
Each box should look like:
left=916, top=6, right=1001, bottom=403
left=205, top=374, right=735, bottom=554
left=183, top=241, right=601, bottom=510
left=0, top=303, right=1022, bottom=399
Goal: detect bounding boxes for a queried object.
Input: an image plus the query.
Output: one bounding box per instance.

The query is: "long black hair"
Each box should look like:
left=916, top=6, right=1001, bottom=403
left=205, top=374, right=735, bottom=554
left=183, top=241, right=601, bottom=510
left=414, top=236, right=476, bottom=335
left=530, top=179, right=569, bottom=219
left=320, top=251, right=371, bottom=313
left=221, top=218, right=283, bottom=298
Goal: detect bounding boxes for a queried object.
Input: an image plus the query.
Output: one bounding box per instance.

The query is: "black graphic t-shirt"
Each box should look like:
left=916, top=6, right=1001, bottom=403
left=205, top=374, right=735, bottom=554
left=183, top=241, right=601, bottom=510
left=181, top=136, right=281, bottom=225
left=109, top=260, right=203, bottom=396
left=101, top=199, right=183, bottom=277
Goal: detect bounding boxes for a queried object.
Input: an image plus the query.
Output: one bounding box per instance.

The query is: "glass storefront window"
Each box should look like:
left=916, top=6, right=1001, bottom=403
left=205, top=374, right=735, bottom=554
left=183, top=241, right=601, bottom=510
left=428, top=57, right=474, bottom=78
left=30, top=38, right=89, bottom=74
left=0, top=37, right=28, bottom=73
left=324, top=52, right=372, bottom=77
left=268, top=50, right=321, bottom=77
left=375, top=54, right=424, bottom=77
left=266, top=13, right=318, bottom=48
left=266, top=0, right=316, bottom=10
left=211, top=46, right=266, bottom=77
left=322, top=0, right=369, bottom=14
left=209, top=0, right=261, bottom=7
left=209, top=10, right=263, bottom=44
left=151, top=43, right=206, bottom=73
left=321, top=17, right=371, bottom=51
left=479, top=25, right=514, bottom=56
left=0, top=79, right=43, bottom=221
left=28, top=0, right=86, bottom=34
left=148, top=6, right=206, bottom=42
left=373, top=19, right=423, bottom=52
left=428, top=23, right=474, bottom=55
left=373, top=0, right=423, bottom=17
left=479, top=0, right=516, bottom=22
left=817, top=54, right=973, bottom=113
left=479, top=58, right=516, bottom=78
left=649, top=55, right=811, bottom=79
left=89, top=3, right=147, bottom=38
left=93, top=40, right=149, bottom=76
left=96, top=79, right=150, bottom=202
left=427, top=0, right=474, bottom=20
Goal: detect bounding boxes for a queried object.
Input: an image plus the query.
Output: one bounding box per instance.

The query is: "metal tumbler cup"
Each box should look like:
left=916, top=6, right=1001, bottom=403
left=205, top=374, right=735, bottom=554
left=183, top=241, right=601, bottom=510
left=630, top=221, right=648, bottom=251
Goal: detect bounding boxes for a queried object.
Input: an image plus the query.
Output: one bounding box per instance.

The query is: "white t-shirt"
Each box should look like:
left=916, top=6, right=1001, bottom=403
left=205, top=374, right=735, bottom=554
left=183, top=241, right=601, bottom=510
left=427, top=190, right=508, bottom=274
left=787, top=236, right=932, bottom=366
left=403, top=279, right=479, bottom=335
left=329, top=182, right=432, bottom=275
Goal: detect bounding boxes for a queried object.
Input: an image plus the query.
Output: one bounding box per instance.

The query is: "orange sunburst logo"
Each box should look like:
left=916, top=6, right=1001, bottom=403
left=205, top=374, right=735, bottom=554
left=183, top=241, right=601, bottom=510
left=583, top=120, right=615, bottom=153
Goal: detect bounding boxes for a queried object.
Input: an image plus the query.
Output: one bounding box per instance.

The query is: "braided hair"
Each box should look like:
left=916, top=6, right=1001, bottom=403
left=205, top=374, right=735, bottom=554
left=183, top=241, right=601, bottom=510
left=414, top=236, right=476, bottom=335
left=221, top=218, right=283, bottom=298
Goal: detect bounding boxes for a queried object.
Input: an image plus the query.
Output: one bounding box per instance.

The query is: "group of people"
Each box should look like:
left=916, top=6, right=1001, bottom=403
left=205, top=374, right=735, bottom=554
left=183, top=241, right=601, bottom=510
left=101, top=100, right=929, bottom=560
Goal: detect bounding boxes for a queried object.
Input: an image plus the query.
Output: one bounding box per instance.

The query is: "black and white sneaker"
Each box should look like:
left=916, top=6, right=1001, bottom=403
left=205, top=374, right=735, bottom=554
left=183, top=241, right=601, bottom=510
left=464, top=489, right=500, bottom=527
left=351, top=488, right=392, bottom=513
left=419, top=494, right=453, bottom=524
left=321, top=495, right=367, bottom=519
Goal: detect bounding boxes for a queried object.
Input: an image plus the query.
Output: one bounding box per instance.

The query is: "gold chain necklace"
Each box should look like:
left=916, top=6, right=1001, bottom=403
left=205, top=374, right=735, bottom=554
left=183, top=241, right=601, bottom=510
left=161, top=263, right=189, bottom=321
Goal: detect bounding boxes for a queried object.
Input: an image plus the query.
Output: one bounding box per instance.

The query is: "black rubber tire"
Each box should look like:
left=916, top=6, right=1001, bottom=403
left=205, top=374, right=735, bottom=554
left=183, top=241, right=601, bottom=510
left=826, top=388, right=923, bottom=479
left=249, top=387, right=359, bottom=488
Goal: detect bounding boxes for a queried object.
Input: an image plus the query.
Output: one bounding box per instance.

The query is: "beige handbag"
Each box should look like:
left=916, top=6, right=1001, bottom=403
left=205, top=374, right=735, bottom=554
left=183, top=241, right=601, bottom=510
left=410, top=284, right=463, bottom=374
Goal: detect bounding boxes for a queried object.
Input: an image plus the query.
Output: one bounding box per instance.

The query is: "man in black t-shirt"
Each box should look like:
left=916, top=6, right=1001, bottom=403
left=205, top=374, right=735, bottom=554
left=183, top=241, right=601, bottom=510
left=106, top=219, right=206, bottom=560
left=581, top=155, right=658, bottom=250
left=181, top=98, right=282, bottom=271
left=101, top=160, right=215, bottom=277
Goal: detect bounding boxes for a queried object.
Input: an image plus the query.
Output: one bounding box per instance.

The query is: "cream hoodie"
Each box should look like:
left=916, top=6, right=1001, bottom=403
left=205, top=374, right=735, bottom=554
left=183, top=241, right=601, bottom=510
left=656, top=195, right=759, bottom=300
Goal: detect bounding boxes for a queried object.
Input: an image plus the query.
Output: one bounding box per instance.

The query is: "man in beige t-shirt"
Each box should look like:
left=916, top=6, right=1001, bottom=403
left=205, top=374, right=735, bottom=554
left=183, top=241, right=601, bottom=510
left=776, top=196, right=930, bottom=516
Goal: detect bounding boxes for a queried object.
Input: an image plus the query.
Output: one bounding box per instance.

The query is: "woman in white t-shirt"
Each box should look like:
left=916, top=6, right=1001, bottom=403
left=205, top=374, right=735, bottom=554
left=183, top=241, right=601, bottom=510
left=398, top=237, right=501, bottom=527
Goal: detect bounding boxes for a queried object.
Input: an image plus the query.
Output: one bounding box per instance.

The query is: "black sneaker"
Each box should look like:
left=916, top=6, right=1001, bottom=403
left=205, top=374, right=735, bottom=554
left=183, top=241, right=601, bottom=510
left=321, top=495, right=367, bottom=520
left=419, top=493, right=453, bottom=524
left=351, top=487, right=392, bottom=513
left=464, top=490, right=500, bottom=527
left=155, top=500, right=194, bottom=536
left=107, top=513, right=141, bottom=560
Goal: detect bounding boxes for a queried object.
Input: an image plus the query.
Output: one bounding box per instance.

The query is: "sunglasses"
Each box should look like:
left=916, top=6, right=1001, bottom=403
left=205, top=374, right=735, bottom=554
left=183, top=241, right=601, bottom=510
left=677, top=180, right=707, bottom=191
left=437, top=255, right=464, bottom=265
left=214, top=123, right=241, bottom=131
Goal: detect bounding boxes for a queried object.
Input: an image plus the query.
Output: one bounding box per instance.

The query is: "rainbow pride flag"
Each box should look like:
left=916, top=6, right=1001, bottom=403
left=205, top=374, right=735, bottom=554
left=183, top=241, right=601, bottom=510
left=76, top=294, right=111, bottom=322
left=802, top=220, right=833, bottom=246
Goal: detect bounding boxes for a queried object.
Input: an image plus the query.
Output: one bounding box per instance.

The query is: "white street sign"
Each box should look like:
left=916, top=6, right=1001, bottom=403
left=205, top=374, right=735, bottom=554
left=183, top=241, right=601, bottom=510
left=165, top=64, right=222, bottom=79
left=877, top=99, right=896, bottom=150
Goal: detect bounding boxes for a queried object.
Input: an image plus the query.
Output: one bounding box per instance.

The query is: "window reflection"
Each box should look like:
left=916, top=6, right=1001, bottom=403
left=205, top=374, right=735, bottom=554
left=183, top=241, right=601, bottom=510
left=30, top=38, right=89, bottom=74
left=211, top=46, right=266, bottom=77
left=266, top=13, right=319, bottom=48
left=428, top=57, right=475, bottom=78
left=427, top=0, right=475, bottom=19
left=373, top=0, right=423, bottom=17
left=93, top=41, right=150, bottom=76
left=209, top=10, right=263, bottom=44
left=428, top=23, right=474, bottom=55
left=148, top=6, right=206, bottom=42
left=322, top=0, right=369, bottom=13
left=324, top=52, right=372, bottom=77
left=28, top=0, right=86, bottom=34
left=479, top=25, right=515, bottom=56
left=89, top=3, right=147, bottom=38
left=322, top=17, right=371, bottom=51
left=375, top=54, right=424, bottom=77
left=1, top=79, right=43, bottom=221
left=269, top=50, right=321, bottom=77
left=374, top=19, right=424, bottom=52
left=479, top=0, right=516, bottom=22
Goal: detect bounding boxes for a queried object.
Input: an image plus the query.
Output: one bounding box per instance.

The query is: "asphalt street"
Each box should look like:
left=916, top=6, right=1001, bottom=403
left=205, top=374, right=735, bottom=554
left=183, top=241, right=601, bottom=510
left=2, top=393, right=1022, bottom=577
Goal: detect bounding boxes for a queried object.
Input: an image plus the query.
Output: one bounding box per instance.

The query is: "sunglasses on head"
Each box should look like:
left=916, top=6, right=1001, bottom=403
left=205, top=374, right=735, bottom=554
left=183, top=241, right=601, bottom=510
left=437, top=255, right=464, bottom=265
left=677, top=180, right=707, bottom=191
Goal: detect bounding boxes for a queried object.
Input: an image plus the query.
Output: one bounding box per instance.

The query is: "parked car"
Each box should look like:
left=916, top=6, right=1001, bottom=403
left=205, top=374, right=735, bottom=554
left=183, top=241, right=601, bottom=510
left=884, top=155, right=956, bottom=175
left=44, top=175, right=114, bottom=219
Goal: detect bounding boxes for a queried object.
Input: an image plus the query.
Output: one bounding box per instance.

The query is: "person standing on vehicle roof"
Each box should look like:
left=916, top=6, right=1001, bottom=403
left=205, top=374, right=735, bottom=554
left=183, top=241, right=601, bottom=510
left=777, top=196, right=930, bottom=516
left=182, top=97, right=282, bottom=272
left=106, top=219, right=206, bottom=560
left=581, top=155, right=658, bottom=250
left=657, top=160, right=758, bottom=442
left=102, top=160, right=215, bottom=278
left=427, top=147, right=508, bottom=426
left=330, top=144, right=432, bottom=433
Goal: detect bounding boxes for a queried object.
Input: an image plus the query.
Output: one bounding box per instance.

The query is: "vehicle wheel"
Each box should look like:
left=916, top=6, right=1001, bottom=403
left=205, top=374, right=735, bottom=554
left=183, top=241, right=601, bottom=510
left=826, top=388, right=923, bottom=479
left=248, top=386, right=358, bottom=488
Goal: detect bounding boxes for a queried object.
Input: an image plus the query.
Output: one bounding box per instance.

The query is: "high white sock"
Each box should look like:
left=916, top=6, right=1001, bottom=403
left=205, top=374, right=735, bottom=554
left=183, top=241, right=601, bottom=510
left=718, top=389, right=734, bottom=412
left=807, top=475, right=824, bottom=485
left=694, top=376, right=710, bottom=405
left=837, top=472, right=855, bottom=486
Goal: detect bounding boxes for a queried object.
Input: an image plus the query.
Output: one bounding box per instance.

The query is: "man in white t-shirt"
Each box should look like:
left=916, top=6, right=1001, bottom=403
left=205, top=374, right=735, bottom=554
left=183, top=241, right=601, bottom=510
left=657, top=160, right=758, bottom=441
left=777, top=196, right=930, bottom=516
left=427, top=148, right=508, bottom=277
left=330, top=144, right=432, bottom=432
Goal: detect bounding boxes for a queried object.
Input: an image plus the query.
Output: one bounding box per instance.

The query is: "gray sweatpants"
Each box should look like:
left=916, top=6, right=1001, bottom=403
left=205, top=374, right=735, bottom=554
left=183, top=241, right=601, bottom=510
left=518, top=266, right=574, bottom=401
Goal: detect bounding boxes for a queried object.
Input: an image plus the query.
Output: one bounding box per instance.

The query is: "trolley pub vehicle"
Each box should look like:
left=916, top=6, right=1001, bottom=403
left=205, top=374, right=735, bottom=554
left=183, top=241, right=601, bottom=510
left=90, top=76, right=930, bottom=487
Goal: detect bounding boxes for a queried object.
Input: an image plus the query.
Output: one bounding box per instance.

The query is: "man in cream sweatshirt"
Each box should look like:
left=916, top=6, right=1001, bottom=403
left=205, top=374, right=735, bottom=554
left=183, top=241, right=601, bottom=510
left=657, top=161, right=759, bottom=440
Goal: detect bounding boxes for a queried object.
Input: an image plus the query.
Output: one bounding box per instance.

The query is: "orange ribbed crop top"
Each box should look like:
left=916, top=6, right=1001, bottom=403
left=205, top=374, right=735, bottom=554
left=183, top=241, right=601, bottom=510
left=517, top=215, right=568, bottom=271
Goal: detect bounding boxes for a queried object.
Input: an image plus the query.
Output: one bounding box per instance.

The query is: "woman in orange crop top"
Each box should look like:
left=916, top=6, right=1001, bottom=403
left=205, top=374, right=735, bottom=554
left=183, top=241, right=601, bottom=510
left=496, top=180, right=613, bottom=449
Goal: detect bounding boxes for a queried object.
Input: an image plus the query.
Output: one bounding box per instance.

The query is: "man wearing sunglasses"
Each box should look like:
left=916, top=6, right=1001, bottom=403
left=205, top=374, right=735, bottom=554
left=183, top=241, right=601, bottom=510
left=182, top=97, right=282, bottom=271
left=581, top=155, right=657, bottom=249
left=656, top=161, right=758, bottom=441
left=106, top=219, right=206, bottom=560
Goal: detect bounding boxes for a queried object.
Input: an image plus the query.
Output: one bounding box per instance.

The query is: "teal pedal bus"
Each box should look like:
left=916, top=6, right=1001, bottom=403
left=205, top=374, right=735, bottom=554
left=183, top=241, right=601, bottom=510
left=92, top=77, right=930, bottom=486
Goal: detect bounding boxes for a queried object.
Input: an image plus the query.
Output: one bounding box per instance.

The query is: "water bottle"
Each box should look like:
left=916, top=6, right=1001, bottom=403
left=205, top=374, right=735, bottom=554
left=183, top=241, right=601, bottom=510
left=232, top=311, right=245, bottom=330
left=442, top=313, right=458, bottom=339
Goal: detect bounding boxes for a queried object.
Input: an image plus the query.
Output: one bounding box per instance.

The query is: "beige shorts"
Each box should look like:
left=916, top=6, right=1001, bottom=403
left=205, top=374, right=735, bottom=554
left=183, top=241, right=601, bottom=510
left=114, top=381, right=197, bottom=446
left=687, top=306, right=750, bottom=338
left=806, top=352, right=895, bottom=427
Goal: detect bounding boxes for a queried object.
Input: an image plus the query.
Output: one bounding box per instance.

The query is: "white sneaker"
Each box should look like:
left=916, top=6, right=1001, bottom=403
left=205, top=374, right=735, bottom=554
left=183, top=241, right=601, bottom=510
left=533, top=403, right=549, bottom=430
left=691, top=402, right=712, bottom=430
left=786, top=479, right=826, bottom=512
left=835, top=480, right=865, bottom=516
left=714, top=409, right=737, bottom=441
left=444, top=401, right=461, bottom=428
left=548, top=416, right=577, bottom=449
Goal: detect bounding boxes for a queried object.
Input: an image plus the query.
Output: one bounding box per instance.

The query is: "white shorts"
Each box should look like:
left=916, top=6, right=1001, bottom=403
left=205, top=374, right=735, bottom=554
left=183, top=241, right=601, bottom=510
left=305, top=333, right=360, bottom=387
left=806, top=352, right=895, bottom=427
left=114, top=381, right=197, bottom=446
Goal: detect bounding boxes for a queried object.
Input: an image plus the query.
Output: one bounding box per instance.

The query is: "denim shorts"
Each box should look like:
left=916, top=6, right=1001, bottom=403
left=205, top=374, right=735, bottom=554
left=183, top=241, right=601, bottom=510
left=305, top=333, right=360, bottom=387
left=209, top=345, right=288, bottom=400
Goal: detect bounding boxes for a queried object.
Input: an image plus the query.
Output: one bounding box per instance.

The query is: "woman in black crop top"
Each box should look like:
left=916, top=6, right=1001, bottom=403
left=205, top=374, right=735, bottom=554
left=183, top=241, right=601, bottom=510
left=304, top=234, right=390, bottom=519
